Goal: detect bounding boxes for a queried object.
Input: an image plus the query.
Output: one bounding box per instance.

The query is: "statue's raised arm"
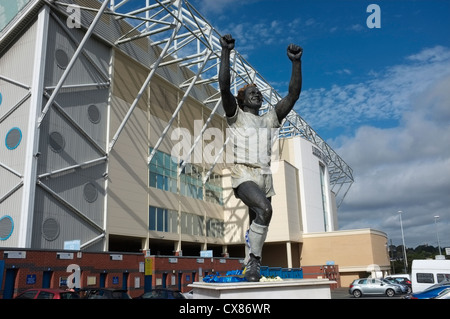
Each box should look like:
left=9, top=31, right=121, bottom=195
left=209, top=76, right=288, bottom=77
left=275, top=44, right=303, bottom=122
left=219, top=34, right=238, bottom=117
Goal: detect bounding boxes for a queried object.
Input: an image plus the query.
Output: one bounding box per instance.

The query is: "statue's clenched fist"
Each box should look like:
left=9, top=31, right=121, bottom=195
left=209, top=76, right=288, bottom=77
left=287, top=44, right=303, bottom=61
left=220, top=34, right=235, bottom=51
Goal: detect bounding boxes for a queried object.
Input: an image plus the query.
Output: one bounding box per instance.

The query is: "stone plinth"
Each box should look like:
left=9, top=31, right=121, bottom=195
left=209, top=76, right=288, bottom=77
left=189, top=279, right=335, bottom=299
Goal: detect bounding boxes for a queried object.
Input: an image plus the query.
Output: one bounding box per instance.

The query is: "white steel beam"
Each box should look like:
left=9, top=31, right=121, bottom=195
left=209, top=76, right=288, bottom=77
left=37, top=156, right=108, bottom=180
left=147, top=48, right=213, bottom=164
left=43, top=91, right=107, bottom=155
left=37, top=0, right=110, bottom=127
left=18, top=4, right=50, bottom=248
left=37, top=181, right=104, bottom=233
left=0, top=181, right=24, bottom=204
left=108, top=4, right=184, bottom=152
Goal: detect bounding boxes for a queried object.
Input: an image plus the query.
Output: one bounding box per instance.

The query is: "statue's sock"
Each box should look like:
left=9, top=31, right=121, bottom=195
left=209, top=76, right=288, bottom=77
left=247, top=222, right=268, bottom=258
left=244, top=229, right=250, bottom=265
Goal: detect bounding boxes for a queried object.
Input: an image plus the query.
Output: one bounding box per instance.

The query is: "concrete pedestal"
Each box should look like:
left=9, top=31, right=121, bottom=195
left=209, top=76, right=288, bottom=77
left=189, top=279, right=335, bottom=299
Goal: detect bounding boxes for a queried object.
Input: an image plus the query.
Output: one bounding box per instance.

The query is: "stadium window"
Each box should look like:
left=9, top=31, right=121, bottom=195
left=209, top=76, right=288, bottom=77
left=149, top=148, right=223, bottom=205
left=319, top=163, right=329, bottom=231
left=416, top=273, right=434, bottom=284
left=206, top=218, right=224, bottom=238
left=149, top=206, right=156, bottom=231
left=179, top=162, right=204, bottom=201
left=149, top=206, right=178, bottom=233
left=205, top=173, right=223, bottom=205
left=149, top=148, right=177, bottom=193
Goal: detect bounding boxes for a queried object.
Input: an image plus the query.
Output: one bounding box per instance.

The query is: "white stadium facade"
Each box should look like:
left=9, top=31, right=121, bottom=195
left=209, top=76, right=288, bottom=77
left=0, top=0, right=390, bottom=286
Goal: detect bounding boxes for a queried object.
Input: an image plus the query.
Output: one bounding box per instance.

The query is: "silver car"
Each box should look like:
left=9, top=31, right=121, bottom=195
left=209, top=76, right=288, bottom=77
left=349, top=278, right=403, bottom=298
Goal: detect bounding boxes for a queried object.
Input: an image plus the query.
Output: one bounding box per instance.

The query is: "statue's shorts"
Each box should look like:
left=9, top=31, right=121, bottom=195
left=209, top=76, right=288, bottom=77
left=230, top=163, right=275, bottom=198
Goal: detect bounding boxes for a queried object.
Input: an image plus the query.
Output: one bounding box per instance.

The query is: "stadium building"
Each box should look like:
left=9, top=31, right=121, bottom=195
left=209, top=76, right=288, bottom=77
left=0, top=0, right=390, bottom=288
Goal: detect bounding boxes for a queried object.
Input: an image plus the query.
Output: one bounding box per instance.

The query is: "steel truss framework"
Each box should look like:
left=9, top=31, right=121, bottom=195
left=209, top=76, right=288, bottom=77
left=107, top=0, right=353, bottom=206
left=3, top=0, right=353, bottom=219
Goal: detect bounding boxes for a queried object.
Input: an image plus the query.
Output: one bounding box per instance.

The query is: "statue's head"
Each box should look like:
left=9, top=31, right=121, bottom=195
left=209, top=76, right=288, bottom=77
left=237, top=83, right=262, bottom=111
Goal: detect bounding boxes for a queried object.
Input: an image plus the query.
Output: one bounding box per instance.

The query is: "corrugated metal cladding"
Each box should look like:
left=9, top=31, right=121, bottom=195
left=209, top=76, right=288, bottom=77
left=0, top=17, right=38, bottom=247
left=32, top=12, right=110, bottom=250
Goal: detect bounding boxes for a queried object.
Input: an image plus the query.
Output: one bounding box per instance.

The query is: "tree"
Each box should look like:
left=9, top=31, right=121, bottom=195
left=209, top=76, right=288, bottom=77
left=390, top=244, right=445, bottom=274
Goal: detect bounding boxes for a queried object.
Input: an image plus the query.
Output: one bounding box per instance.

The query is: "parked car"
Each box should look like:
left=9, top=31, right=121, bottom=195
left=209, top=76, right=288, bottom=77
left=388, top=273, right=411, bottom=281
left=349, top=278, right=403, bottom=298
left=81, top=288, right=131, bottom=299
left=385, top=276, right=412, bottom=293
left=135, top=288, right=186, bottom=299
left=383, top=278, right=410, bottom=294
left=404, top=282, right=450, bottom=299
left=15, top=288, right=80, bottom=299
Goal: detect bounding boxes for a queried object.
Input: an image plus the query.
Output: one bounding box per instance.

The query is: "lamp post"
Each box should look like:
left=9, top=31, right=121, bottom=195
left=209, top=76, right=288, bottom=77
left=398, top=210, right=408, bottom=273
left=434, top=215, right=442, bottom=255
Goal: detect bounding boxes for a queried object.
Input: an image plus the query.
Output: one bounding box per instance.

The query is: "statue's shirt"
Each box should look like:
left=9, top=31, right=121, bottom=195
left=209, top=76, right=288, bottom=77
left=226, top=107, right=281, bottom=196
left=226, top=107, right=281, bottom=169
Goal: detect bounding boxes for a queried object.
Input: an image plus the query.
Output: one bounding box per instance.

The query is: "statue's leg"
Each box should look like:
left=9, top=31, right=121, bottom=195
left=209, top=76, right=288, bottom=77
left=235, top=181, right=272, bottom=281
left=235, top=181, right=272, bottom=226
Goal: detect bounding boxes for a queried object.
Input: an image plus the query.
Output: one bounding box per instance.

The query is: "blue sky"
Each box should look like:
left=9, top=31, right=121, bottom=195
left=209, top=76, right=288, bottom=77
left=188, top=0, right=450, bottom=249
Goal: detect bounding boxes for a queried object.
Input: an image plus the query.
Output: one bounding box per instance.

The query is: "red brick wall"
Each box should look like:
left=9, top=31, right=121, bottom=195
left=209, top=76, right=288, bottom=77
left=1, top=249, right=339, bottom=298
left=150, top=255, right=243, bottom=290
left=301, top=265, right=341, bottom=289
left=0, top=249, right=145, bottom=297
left=0, top=249, right=243, bottom=298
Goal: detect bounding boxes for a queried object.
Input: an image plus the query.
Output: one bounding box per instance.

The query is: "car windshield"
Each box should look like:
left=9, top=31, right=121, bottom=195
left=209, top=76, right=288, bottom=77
left=394, top=278, right=407, bottom=283
left=111, top=291, right=131, bottom=299
left=60, top=292, right=80, bottom=299
left=16, top=290, right=37, bottom=299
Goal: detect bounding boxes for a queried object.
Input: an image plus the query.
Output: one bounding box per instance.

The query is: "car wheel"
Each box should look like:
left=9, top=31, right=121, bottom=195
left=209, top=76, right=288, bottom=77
left=352, top=290, right=362, bottom=298
left=386, top=289, right=395, bottom=297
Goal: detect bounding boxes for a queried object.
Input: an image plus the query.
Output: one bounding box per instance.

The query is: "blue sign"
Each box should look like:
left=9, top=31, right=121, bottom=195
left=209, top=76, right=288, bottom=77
left=64, top=240, right=80, bottom=250
left=200, top=250, right=213, bottom=257
left=26, top=274, right=36, bottom=285
left=112, top=276, right=119, bottom=285
left=60, top=277, right=67, bottom=286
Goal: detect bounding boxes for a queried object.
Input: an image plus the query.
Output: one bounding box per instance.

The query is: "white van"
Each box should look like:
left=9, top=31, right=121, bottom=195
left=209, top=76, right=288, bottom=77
left=411, top=259, right=450, bottom=292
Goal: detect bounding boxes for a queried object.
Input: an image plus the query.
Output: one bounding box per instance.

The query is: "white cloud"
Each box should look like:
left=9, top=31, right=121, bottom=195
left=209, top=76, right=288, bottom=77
left=298, top=46, right=450, bottom=133
left=348, top=24, right=364, bottom=32
left=321, top=47, right=450, bottom=247
left=407, top=45, right=450, bottom=63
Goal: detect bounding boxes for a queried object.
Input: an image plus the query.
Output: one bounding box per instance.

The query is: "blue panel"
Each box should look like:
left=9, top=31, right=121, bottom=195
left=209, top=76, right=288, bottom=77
left=0, top=215, right=14, bottom=240
left=5, top=127, right=22, bottom=150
